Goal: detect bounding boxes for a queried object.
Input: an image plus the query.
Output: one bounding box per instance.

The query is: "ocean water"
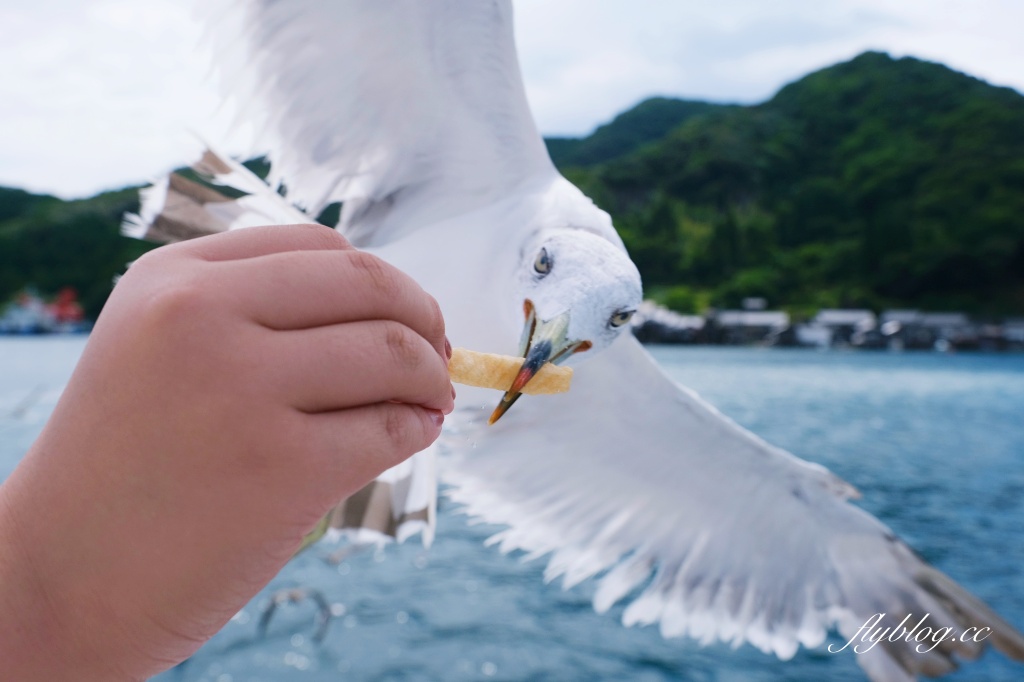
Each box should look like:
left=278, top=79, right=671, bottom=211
left=1, top=337, right=1022, bottom=681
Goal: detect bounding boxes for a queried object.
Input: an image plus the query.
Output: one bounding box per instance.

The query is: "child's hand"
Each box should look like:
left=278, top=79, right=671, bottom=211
left=0, top=224, right=454, bottom=680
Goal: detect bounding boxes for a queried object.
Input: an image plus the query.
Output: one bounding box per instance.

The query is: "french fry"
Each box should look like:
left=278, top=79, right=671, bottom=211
left=449, top=347, right=572, bottom=394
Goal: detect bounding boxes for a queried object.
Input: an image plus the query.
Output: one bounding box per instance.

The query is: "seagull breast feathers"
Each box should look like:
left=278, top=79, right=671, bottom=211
left=207, top=0, right=556, bottom=246
left=440, top=336, right=1024, bottom=680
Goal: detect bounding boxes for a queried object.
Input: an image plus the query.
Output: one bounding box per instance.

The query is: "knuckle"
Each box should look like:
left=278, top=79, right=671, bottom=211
left=382, top=406, right=414, bottom=450
left=425, top=295, right=445, bottom=343
left=294, top=222, right=350, bottom=249
left=349, top=251, right=400, bottom=300
left=147, top=280, right=212, bottom=325
left=384, top=323, right=423, bottom=371
left=125, top=244, right=183, bottom=282
left=130, top=246, right=164, bottom=270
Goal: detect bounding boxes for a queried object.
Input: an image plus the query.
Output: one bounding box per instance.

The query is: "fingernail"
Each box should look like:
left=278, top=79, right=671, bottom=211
left=429, top=409, right=445, bottom=429
left=444, top=337, right=452, bottom=360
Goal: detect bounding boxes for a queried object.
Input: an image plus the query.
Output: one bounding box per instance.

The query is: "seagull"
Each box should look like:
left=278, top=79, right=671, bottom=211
left=123, top=1, right=1024, bottom=680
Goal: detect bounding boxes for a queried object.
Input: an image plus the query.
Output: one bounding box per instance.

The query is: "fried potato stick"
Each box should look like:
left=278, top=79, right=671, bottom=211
left=449, top=348, right=572, bottom=394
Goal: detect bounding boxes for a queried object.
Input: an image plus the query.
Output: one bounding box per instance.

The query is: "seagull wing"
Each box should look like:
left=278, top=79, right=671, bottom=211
left=441, top=336, right=1024, bottom=681
left=208, top=0, right=555, bottom=245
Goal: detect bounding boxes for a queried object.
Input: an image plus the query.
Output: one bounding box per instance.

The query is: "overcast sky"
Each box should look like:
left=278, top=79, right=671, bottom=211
left=2, top=0, right=1022, bottom=198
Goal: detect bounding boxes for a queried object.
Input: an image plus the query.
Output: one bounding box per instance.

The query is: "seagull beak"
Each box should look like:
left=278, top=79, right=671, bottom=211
left=488, top=302, right=592, bottom=425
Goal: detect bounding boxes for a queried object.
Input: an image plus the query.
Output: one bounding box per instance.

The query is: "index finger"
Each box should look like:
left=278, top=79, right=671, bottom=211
left=218, top=249, right=448, bottom=361
left=172, top=223, right=351, bottom=262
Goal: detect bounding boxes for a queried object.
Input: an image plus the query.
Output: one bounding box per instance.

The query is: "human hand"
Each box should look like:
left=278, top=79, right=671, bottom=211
left=0, top=224, right=453, bottom=680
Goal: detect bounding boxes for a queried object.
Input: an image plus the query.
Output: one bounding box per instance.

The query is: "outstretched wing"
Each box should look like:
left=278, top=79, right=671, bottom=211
left=440, top=336, right=1024, bottom=681
left=204, top=0, right=556, bottom=245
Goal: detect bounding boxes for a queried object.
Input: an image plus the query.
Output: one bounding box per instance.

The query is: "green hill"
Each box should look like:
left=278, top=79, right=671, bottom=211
left=2, top=51, right=1022, bottom=320
left=552, top=52, right=1024, bottom=315
left=0, top=187, right=155, bottom=319
left=545, top=97, right=734, bottom=167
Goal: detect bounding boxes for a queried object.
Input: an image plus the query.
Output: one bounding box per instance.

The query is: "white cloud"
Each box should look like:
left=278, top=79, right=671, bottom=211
left=0, top=0, right=1021, bottom=198
left=0, top=0, right=225, bottom=197
left=516, top=0, right=1024, bottom=133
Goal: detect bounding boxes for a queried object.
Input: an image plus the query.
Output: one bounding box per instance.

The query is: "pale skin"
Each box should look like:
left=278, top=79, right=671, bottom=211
left=0, top=224, right=455, bottom=680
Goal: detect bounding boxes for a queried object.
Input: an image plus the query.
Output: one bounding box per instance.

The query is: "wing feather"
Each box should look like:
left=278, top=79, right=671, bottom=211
left=204, top=0, right=555, bottom=245
left=440, top=336, right=1024, bottom=680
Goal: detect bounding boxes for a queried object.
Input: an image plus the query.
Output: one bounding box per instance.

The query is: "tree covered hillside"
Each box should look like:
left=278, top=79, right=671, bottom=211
left=0, top=187, right=154, bottom=319
left=553, top=52, right=1024, bottom=315
left=545, top=97, right=735, bottom=168
left=1, top=51, right=1022, bottom=320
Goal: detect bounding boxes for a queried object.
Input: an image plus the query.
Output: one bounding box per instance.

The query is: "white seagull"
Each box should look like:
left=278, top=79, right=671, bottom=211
left=123, top=1, right=1024, bottom=680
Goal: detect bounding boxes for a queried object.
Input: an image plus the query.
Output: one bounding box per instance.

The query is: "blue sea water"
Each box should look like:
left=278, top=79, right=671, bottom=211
left=1, top=337, right=1022, bottom=681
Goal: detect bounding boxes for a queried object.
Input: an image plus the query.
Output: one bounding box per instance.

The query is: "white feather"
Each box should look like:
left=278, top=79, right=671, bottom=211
left=437, top=337, right=1024, bottom=677
left=201, top=0, right=555, bottom=246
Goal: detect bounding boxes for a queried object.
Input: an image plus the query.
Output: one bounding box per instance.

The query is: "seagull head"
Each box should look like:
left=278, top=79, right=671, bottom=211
left=489, top=229, right=642, bottom=424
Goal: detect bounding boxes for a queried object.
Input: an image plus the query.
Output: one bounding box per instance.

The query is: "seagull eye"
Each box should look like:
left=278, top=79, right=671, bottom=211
left=533, top=248, right=552, bottom=276
left=609, top=310, right=635, bottom=328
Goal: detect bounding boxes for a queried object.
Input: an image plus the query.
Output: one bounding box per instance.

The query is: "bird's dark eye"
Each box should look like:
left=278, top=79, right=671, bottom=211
left=534, top=247, right=552, bottom=275
left=609, top=310, right=635, bottom=328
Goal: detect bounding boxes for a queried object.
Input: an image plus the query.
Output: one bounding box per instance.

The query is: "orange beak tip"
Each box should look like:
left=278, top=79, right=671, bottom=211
left=488, top=404, right=507, bottom=426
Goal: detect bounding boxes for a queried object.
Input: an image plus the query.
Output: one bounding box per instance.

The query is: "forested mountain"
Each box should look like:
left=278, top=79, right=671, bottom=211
left=550, top=52, right=1024, bottom=315
left=2, top=51, right=1022, bottom=319
left=0, top=187, right=153, bottom=319
left=545, top=97, right=734, bottom=168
